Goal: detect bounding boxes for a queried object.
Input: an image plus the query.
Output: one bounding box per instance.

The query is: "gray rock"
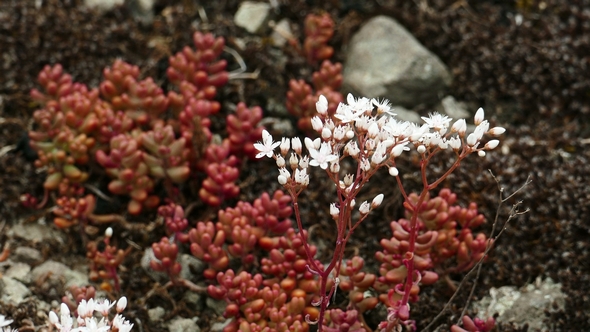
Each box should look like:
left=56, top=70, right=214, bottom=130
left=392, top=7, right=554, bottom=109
left=141, top=247, right=168, bottom=282
left=182, top=291, right=204, bottom=312
left=178, top=254, right=206, bottom=281
left=148, top=306, right=165, bottom=322
left=270, top=19, right=292, bottom=47
left=389, top=105, right=422, bottom=124
left=83, top=0, right=124, bottom=11
left=437, top=95, right=470, bottom=120
left=167, top=317, right=200, bottom=332
left=31, top=260, right=89, bottom=290
left=234, top=1, right=272, bottom=34
left=210, top=318, right=233, bottom=332
left=13, top=246, right=43, bottom=265
left=471, top=277, right=566, bottom=331
left=0, top=276, right=31, bottom=304
left=4, top=262, right=31, bottom=284
left=343, top=16, right=452, bottom=108
left=206, top=297, right=227, bottom=317
left=8, top=222, right=66, bottom=244
left=127, top=0, right=155, bottom=24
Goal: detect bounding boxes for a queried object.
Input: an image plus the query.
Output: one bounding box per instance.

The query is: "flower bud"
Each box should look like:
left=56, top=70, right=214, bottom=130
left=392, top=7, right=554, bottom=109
left=117, top=296, right=128, bottom=312
left=311, top=116, right=324, bottom=132
left=485, top=139, right=500, bottom=150
left=316, top=95, right=328, bottom=115
left=280, top=138, right=290, bottom=155
left=466, top=133, right=477, bottom=147
left=371, top=194, right=384, bottom=208
left=289, top=153, right=299, bottom=168
left=474, top=107, right=484, bottom=125
left=389, top=167, right=399, bottom=177
left=488, top=127, right=506, bottom=136
left=451, top=119, right=467, bottom=136
left=417, top=145, right=426, bottom=154
left=321, top=127, right=332, bottom=140
left=291, top=137, right=302, bottom=154
left=359, top=201, right=370, bottom=215
left=105, top=227, right=113, bottom=238
left=330, top=203, right=339, bottom=218
left=276, top=156, right=286, bottom=167
left=278, top=175, right=287, bottom=185
left=329, top=160, right=340, bottom=173
left=478, top=150, right=486, bottom=157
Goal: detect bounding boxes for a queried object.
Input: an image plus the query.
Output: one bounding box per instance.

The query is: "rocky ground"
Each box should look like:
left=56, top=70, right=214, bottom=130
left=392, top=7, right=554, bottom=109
left=1, top=0, right=589, bottom=331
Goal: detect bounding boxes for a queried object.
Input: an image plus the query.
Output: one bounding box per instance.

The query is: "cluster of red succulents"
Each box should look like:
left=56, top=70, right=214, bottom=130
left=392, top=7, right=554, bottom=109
left=286, top=13, right=343, bottom=132
left=149, top=186, right=491, bottom=331
left=286, top=60, right=344, bottom=132
left=374, top=188, right=491, bottom=329
left=26, top=32, right=264, bottom=223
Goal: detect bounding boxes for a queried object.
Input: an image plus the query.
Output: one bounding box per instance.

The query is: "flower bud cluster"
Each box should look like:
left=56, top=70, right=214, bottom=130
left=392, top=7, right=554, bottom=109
left=48, top=296, right=132, bottom=332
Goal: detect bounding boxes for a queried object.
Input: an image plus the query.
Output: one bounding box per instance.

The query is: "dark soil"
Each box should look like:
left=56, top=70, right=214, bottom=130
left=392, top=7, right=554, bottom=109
left=1, top=0, right=589, bottom=331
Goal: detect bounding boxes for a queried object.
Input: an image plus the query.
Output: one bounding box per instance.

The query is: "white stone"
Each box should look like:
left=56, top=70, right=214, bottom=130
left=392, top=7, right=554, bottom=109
left=234, top=1, right=272, bottom=34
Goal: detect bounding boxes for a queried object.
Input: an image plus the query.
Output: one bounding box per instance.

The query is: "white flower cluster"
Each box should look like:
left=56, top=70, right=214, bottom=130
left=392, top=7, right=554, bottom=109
left=49, top=296, right=133, bottom=332
left=255, top=93, right=504, bottom=215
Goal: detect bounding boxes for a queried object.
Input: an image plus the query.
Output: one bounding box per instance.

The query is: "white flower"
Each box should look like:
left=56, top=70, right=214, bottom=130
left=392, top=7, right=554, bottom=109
left=0, top=316, right=13, bottom=328
left=112, top=314, right=134, bottom=332
left=49, top=304, right=74, bottom=332
left=94, top=298, right=116, bottom=316
left=334, top=103, right=363, bottom=123
left=309, top=143, right=338, bottom=169
left=77, top=299, right=95, bottom=318
left=422, top=112, right=452, bottom=133
left=76, top=317, right=109, bottom=332
left=254, top=130, right=281, bottom=158
left=346, top=94, right=372, bottom=112
left=294, top=168, right=309, bottom=185
left=345, top=141, right=360, bottom=157
left=372, top=98, right=394, bottom=116
left=316, top=95, right=328, bottom=115
left=359, top=201, right=370, bottom=215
